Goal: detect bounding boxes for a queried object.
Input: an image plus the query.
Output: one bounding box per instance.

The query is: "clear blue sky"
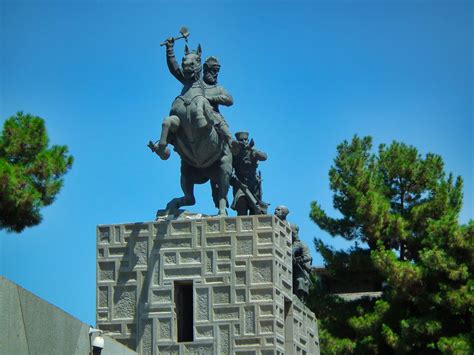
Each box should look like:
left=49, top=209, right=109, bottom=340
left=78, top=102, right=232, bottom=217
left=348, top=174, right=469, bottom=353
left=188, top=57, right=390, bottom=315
left=1, top=0, right=472, bottom=326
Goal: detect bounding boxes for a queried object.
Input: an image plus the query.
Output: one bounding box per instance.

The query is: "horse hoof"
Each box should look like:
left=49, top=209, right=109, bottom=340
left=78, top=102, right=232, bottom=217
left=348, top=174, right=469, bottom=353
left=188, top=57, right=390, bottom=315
left=158, top=147, right=170, bottom=160
left=217, top=209, right=228, bottom=217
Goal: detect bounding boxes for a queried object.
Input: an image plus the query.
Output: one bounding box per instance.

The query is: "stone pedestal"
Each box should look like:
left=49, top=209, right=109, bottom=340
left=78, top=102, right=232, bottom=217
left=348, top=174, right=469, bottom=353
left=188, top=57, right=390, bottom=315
left=96, top=215, right=319, bottom=354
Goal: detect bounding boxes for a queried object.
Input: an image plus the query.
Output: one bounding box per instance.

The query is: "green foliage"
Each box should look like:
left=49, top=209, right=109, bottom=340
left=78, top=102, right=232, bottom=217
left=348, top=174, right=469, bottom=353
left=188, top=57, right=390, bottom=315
left=307, top=275, right=359, bottom=354
left=0, top=112, right=73, bottom=232
left=309, top=136, right=473, bottom=354
left=314, top=239, right=384, bottom=294
left=318, top=327, right=356, bottom=355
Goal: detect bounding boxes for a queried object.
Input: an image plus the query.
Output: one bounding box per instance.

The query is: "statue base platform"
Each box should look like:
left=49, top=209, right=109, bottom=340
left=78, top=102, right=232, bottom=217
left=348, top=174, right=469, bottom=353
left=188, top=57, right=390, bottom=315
left=96, top=215, right=320, bottom=354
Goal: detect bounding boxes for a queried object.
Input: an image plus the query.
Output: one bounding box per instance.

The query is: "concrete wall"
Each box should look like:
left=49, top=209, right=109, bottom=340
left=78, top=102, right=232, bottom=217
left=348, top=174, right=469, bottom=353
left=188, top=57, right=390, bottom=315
left=96, top=215, right=319, bottom=355
left=0, top=276, right=136, bottom=355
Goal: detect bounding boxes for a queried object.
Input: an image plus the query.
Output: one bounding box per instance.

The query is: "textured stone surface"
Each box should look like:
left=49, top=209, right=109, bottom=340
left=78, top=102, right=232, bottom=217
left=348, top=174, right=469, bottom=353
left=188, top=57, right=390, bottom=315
left=157, top=346, right=179, bottom=355
left=236, top=288, right=246, bottom=303
left=99, top=262, right=115, bottom=281
left=224, top=218, right=237, bottom=232
left=235, top=338, right=260, bottom=346
left=99, top=323, right=121, bottom=334
left=133, top=239, right=148, bottom=266
left=164, top=253, right=177, bottom=265
left=96, top=216, right=319, bottom=354
left=163, top=267, right=201, bottom=278
left=206, top=236, right=231, bottom=246
left=219, top=325, right=230, bottom=354
left=151, top=290, right=171, bottom=304
left=235, top=271, right=246, bottom=285
left=195, top=325, right=213, bottom=338
left=260, top=304, right=274, bottom=316
left=260, top=320, right=274, bottom=333
left=142, top=321, right=152, bottom=354
left=217, top=250, right=231, bottom=260
left=99, top=286, right=109, bottom=308
left=257, top=232, right=273, bottom=244
left=206, top=219, right=220, bottom=233
left=113, top=287, right=136, bottom=319
left=236, top=235, right=253, bottom=255
left=109, top=247, right=127, bottom=257
left=214, top=307, right=239, bottom=320
left=159, top=239, right=192, bottom=249
left=217, top=263, right=231, bottom=272
left=205, top=251, right=213, bottom=273
left=196, top=288, right=209, bottom=321
left=171, top=221, right=192, bottom=235
left=251, top=260, right=273, bottom=284
left=184, top=343, right=214, bottom=354
left=244, top=306, right=255, bottom=334
left=240, top=217, right=253, bottom=231
left=213, top=286, right=230, bottom=304
left=117, top=272, right=137, bottom=284
left=98, top=226, right=111, bottom=243
left=257, top=216, right=273, bottom=228
left=157, top=318, right=172, bottom=340
left=179, top=251, right=201, bottom=263
left=250, top=288, right=273, bottom=301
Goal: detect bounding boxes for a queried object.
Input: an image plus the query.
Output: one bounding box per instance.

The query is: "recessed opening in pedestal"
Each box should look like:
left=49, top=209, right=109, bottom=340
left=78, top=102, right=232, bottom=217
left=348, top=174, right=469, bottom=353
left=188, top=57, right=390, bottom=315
left=174, top=281, right=194, bottom=342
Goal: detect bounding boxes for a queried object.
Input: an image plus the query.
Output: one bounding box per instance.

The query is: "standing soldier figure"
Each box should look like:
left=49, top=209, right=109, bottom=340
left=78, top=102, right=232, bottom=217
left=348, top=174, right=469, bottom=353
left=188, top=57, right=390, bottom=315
left=274, top=205, right=290, bottom=223
left=231, top=132, right=268, bottom=215
left=291, top=224, right=312, bottom=303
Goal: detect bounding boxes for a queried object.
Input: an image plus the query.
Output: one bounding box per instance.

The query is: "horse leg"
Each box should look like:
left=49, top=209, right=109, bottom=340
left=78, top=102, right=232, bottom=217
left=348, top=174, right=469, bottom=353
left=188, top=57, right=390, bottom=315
left=179, top=171, right=196, bottom=207
left=165, top=164, right=196, bottom=214
left=156, top=115, right=180, bottom=160
left=215, top=153, right=232, bottom=216
left=211, top=177, right=228, bottom=216
left=210, top=181, right=219, bottom=208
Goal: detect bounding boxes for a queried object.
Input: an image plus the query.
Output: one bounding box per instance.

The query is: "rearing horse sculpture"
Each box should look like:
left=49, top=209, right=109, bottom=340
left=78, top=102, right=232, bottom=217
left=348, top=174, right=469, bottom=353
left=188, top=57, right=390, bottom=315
left=149, top=44, right=232, bottom=216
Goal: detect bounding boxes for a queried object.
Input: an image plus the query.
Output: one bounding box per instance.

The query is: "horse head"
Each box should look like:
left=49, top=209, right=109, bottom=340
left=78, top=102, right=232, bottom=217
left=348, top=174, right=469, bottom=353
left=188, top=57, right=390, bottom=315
left=182, top=44, right=202, bottom=82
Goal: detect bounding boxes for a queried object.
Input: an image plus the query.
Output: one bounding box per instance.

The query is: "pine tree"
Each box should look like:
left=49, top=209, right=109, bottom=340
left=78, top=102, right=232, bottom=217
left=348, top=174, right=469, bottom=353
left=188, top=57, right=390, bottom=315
left=309, top=136, right=473, bottom=354
left=0, top=112, right=74, bottom=233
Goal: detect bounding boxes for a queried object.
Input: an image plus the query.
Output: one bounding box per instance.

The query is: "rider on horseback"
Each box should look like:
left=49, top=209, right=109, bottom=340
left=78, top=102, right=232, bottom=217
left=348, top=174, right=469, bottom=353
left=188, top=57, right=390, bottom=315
left=165, top=38, right=236, bottom=150
left=150, top=36, right=233, bottom=216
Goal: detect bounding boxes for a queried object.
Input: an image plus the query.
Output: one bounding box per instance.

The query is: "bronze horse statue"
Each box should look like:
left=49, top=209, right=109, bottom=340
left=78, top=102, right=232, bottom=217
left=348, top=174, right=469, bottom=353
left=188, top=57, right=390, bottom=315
left=149, top=44, right=232, bottom=216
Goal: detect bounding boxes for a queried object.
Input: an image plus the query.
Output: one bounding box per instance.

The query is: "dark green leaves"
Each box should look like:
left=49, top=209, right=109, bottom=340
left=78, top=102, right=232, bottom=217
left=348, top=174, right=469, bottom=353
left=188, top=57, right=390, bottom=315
left=309, top=135, right=472, bottom=354
left=0, top=112, right=73, bottom=233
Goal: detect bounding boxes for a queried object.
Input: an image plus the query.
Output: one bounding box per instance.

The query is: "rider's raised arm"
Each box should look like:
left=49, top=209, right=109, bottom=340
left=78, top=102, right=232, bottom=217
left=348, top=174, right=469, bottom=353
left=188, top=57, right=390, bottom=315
left=166, top=39, right=185, bottom=84
left=207, top=86, right=233, bottom=107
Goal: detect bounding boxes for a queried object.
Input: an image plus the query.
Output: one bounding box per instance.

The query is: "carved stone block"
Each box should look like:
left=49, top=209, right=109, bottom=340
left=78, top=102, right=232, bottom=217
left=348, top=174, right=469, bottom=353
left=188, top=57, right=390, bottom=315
left=96, top=216, right=319, bottom=354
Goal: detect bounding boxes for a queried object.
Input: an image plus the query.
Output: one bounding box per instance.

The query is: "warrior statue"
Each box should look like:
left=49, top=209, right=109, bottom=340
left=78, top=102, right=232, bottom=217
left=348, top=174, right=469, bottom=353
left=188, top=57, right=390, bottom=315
left=291, top=223, right=313, bottom=303
left=148, top=31, right=232, bottom=216
left=274, top=206, right=312, bottom=302
left=202, top=56, right=238, bottom=151
left=274, top=205, right=289, bottom=223
left=231, top=132, right=268, bottom=215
